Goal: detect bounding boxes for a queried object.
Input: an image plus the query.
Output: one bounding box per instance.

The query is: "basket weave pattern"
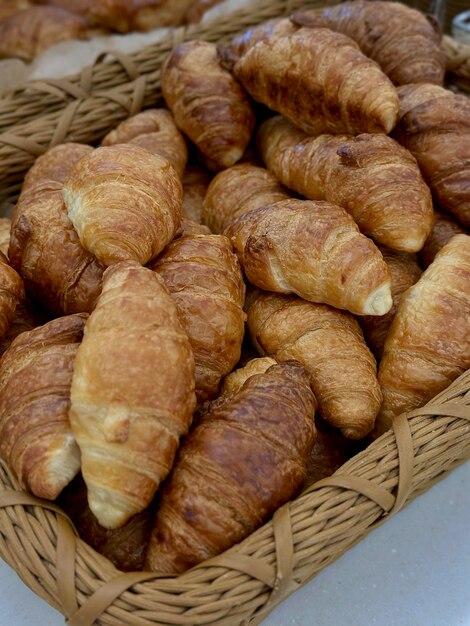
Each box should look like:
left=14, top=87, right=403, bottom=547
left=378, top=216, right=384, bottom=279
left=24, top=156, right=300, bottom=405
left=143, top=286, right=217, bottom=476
left=0, top=2, right=469, bottom=625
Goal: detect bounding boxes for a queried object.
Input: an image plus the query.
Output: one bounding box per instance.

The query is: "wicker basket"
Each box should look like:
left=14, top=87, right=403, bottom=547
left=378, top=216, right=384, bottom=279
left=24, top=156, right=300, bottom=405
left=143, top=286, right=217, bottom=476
left=0, top=1, right=469, bottom=625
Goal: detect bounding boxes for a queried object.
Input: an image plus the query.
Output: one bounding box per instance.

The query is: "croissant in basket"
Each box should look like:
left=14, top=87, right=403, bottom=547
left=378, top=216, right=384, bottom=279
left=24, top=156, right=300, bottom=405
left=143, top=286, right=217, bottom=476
left=0, top=251, right=24, bottom=343
left=146, top=360, right=316, bottom=574
left=419, top=210, right=466, bottom=269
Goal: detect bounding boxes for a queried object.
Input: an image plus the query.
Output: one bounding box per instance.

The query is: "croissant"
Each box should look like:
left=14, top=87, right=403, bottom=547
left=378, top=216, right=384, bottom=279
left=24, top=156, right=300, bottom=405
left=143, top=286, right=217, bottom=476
left=375, top=234, right=470, bottom=437
left=220, top=27, right=399, bottom=136
left=220, top=356, right=276, bottom=400
left=146, top=361, right=316, bottom=574
left=181, top=165, right=210, bottom=224
left=0, top=218, right=11, bottom=258
left=161, top=41, right=255, bottom=170
left=0, top=6, right=87, bottom=61
left=59, top=474, right=153, bottom=572
left=226, top=198, right=392, bottom=316
left=9, top=143, right=104, bottom=315
left=149, top=234, right=246, bottom=402
left=0, top=251, right=24, bottom=343
left=62, top=143, right=183, bottom=267
left=179, top=218, right=211, bottom=237
left=69, top=261, right=196, bottom=529
left=258, top=116, right=434, bottom=253
left=202, top=163, right=290, bottom=234
left=0, top=314, right=86, bottom=499
left=292, top=1, right=445, bottom=86
left=101, top=109, right=188, bottom=179
left=419, top=210, right=466, bottom=269
left=394, top=83, right=470, bottom=228
left=37, top=0, right=195, bottom=31
left=0, top=297, right=48, bottom=357
left=229, top=17, right=297, bottom=58
left=247, top=291, right=381, bottom=439
left=0, top=0, right=30, bottom=23
left=359, top=247, right=422, bottom=360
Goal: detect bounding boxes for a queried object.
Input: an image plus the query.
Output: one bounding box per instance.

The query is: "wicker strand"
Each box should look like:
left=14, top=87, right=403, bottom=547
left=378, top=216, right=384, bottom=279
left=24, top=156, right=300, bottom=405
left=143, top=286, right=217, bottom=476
left=0, top=371, right=469, bottom=626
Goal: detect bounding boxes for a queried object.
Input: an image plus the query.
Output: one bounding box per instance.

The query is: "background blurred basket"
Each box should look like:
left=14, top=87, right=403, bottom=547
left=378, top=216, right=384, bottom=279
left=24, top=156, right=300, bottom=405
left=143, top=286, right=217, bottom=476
left=0, top=1, right=469, bottom=625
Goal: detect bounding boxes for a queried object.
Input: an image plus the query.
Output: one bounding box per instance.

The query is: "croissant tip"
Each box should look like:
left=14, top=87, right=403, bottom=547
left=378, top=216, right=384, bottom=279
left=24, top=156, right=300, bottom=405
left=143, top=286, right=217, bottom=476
left=362, top=284, right=393, bottom=316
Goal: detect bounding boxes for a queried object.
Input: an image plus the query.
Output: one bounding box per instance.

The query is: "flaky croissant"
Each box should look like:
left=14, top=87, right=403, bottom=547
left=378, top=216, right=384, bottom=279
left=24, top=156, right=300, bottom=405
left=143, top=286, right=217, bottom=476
left=0, top=314, right=86, bottom=499
left=359, top=247, right=422, bottom=360
left=419, top=210, right=466, bottom=269
left=258, top=116, right=433, bottom=253
left=0, top=251, right=24, bottom=343
left=202, top=163, right=289, bottom=234
left=181, top=165, right=210, bottom=224
left=161, top=41, right=255, bottom=171
left=225, top=198, right=392, bottom=316
left=69, top=262, right=196, bottom=529
left=9, top=143, right=104, bottom=315
left=101, top=109, right=188, bottom=179
left=247, top=292, right=381, bottom=439
left=221, top=27, right=399, bottom=135
left=292, top=1, right=445, bottom=86
left=63, top=143, right=183, bottom=267
left=146, top=361, right=316, bottom=574
left=394, top=84, right=470, bottom=228
left=0, top=6, right=87, bottom=61
left=149, top=234, right=246, bottom=402
left=375, top=234, right=470, bottom=437
left=220, top=356, right=276, bottom=400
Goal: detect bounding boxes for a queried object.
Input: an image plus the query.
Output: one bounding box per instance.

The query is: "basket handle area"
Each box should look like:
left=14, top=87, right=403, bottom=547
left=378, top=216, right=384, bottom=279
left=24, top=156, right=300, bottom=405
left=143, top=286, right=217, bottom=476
left=0, top=371, right=469, bottom=626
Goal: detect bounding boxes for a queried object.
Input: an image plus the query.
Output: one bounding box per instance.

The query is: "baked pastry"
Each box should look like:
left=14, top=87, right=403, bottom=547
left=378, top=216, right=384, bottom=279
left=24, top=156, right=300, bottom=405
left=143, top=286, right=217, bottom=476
left=359, top=247, right=422, bottom=359
left=225, top=198, right=392, bottom=316
left=394, top=83, right=470, bottom=228
left=202, top=163, right=289, bottom=234
left=62, top=143, right=183, bottom=267
left=150, top=234, right=246, bottom=402
left=181, top=165, right=210, bottom=224
left=69, top=262, right=196, bottom=529
left=0, top=0, right=30, bottom=24
left=375, top=234, right=470, bottom=436
left=179, top=218, right=211, bottom=237
left=292, top=1, right=445, bottom=86
left=258, top=116, right=434, bottom=253
left=9, top=143, right=104, bottom=315
left=146, top=361, right=316, bottom=574
left=0, top=297, right=48, bottom=357
left=101, top=109, right=188, bottom=179
left=419, top=210, right=466, bottom=269
left=161, top=41, right=255, bottom=171
left=221, top=27, right=399, bottom=135
left=0, top=251, right=25, bottom=343
left=0, top=6, right=87, bottom=61
left=247, top=291, right=382, bottom=439
left=220, top=356, right=276, bottom=400
left=0, top=218, right=11, bottom=258
left=0, top=314, right=86, bottom=499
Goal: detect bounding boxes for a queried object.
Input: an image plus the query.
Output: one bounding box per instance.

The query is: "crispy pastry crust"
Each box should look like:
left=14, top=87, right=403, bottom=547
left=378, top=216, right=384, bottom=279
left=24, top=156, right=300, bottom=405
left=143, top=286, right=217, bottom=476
left=419, top=210, right=466, bottom=269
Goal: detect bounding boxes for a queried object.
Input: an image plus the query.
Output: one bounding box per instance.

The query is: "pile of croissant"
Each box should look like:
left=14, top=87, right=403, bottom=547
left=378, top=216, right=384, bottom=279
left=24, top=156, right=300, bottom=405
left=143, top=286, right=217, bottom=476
left=0, top=0, right=226, bottom=61
left=0, top=0, right=469, bottom=575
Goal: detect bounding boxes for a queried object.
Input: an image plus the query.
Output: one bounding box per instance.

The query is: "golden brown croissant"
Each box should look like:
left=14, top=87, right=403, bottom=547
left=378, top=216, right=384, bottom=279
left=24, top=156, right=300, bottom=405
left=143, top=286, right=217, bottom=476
left=419, top=210, right=466, bottom=269
left=0, top=6, right=87, bottom=61
left=0, top=314, right=86, bottom=499
left=101, top=109, right=188, bottom=179
left=179, top=218, right=211, bottom=237
left=292, top=1, right=445, bottom=86
left=0, top=218, right=11, bottom=258
left=0, top=251, right=24, bottom=343
left=149, top=234, right=246, bottom=402
left=359, top=247, right=422, bottom=360
left=375, top=234, right=470, bottom=437
left=9, top=143, right=104, bottom=315
left=221, top=27, right=399, bottom=136
left=202, top=163, right=290, bottom=234
left=146, top=361, right=316, bottom=574
left=229, top=17, right=297, bottom=59
left=59, top=474, right=153, bottom=572
left=36, top=0, right=195, bottom=31
left=220, top=356, right=276, bottom=400
left=394, top=84, right=470, bottom=228
left=258, top=116, right=434, bottom=253
left=181, top=165, right=210, bottom=224
left=247, top=291, right=381, bottom=439
left=69, top=261, right=196, bottom=529
left=161, top=41, right=256, bottom=171
left=0, top=0, right=30, bottom=23
left=63, top=143, right=183, bottom=267
left=225, top=198, right=392, bottom=316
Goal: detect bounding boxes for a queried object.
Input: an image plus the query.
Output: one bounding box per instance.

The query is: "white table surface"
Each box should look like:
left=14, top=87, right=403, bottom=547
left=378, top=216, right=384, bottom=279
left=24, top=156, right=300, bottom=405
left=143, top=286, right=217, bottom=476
left=1, top=461, right=469, bottom=626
